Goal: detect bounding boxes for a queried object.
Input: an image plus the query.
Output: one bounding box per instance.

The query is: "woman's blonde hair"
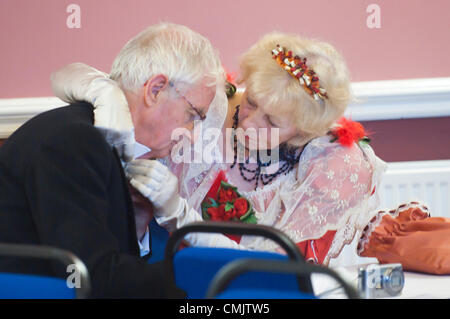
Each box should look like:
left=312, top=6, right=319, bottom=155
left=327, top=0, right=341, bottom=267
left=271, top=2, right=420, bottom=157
left=238, top=32, right=354, bottom=147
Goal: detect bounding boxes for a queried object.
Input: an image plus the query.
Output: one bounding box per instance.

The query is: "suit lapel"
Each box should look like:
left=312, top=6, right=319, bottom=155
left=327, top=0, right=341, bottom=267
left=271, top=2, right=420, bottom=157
left=111, top=147, right=140, bottom=256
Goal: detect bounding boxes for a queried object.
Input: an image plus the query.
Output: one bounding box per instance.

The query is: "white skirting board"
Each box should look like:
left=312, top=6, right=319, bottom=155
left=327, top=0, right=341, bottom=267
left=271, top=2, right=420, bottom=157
left=0, top=97, right=66, bottom=139
left=346, top=77, right=450, bottom=121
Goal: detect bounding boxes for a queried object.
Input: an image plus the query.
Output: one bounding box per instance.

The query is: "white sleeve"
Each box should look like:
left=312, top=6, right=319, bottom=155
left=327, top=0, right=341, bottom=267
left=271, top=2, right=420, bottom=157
left=50, top=63, right=135, bottom=162
left=50, top=62, right=109, bottom=104
left=155, top=199, right=250, bottom=250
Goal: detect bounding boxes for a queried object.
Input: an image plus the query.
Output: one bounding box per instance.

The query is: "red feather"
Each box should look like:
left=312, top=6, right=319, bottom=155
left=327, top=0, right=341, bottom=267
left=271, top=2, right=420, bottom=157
left=332, top=117, right=368, bottom=147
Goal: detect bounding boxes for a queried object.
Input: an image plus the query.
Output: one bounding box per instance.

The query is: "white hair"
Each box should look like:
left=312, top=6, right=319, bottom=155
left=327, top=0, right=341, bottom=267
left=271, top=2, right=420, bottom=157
left=110, top=22, right=224, bottom=92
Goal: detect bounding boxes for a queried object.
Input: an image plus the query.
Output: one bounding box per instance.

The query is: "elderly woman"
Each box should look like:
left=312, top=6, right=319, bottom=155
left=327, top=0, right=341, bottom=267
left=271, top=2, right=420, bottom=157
left=52, top=31, right=386, bottom=267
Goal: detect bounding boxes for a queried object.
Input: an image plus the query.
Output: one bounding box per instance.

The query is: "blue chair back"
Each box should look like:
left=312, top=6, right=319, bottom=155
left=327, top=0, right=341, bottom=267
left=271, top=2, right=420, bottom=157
left=206, top=259, right=360, bottom=299
left=0, top=243, right=90, bottom=299
left=0, top=273, right=76, bottom=299
left=174, top=247, right=299, bottom=298
left=164, top=222, right=314, bottom=299
left=148, top=218, right=170, bottom=264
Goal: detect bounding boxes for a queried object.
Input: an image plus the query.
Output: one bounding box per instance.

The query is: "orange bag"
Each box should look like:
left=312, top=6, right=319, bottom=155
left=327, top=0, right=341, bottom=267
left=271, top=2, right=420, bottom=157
left=358, top=202, right=450, bottom=275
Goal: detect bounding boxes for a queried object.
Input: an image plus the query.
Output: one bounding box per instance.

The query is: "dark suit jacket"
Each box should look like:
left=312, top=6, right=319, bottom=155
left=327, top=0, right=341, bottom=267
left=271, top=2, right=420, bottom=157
left=0, top=102, right=183, bottom=298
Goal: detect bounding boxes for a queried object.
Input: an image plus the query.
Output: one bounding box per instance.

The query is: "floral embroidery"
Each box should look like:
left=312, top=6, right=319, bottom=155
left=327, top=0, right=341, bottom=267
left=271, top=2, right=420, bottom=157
left=307, top=204, right=318, bottom=216
left=343, top=154, right=351, bottom=164
left=305, top=186, right=314, bottom=197
left=313, top=214, right=326, bottom=225
left=336, top=199, right=349, bottom=210
left=330, top=189, right=340, bottom=200
left=353, top=183, right=367, bottom=193
left=326, top=170, right=335, bottom=180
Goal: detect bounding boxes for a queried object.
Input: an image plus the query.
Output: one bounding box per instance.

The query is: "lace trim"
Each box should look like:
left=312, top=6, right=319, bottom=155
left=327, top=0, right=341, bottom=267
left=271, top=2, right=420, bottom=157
left=356, top=200, right=430, bottom=256
left=321, top=198, right=372, bottom=266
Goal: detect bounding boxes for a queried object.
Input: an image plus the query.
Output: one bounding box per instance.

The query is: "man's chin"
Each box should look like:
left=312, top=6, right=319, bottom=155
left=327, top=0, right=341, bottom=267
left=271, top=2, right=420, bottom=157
left=146, top=144, right=174, bottom=159
left=137, top=151, right=152, bottom=159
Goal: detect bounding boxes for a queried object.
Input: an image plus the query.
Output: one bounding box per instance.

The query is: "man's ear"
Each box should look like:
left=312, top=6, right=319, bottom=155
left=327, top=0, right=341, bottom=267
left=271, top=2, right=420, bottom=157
left=143, top=74, right=169, bottom=107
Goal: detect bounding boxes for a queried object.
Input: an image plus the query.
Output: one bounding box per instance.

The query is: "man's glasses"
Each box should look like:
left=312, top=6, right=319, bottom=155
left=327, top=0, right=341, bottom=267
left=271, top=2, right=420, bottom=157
left=169, top=82, right=206, bottom=121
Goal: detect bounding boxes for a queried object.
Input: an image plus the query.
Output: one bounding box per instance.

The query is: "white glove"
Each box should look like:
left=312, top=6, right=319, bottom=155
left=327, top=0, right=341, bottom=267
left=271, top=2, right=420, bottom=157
left=50, top=63, right=135, bottom=162
left=125, top=159, right=184, bottom=217
left=125, top=159, right=247, bottom=250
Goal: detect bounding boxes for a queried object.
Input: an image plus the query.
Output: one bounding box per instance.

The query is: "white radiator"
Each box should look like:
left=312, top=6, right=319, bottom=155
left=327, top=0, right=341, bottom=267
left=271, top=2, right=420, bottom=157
left=378, top=160, right=450, bottom=218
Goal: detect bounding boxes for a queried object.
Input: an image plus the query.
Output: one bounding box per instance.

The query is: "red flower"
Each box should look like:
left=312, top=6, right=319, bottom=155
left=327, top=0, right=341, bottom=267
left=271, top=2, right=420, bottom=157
left=219, top=204, right=236, bottom=221
left=335, top=128, right=354, bottom=147
left=218, top=187, right=238, bottom=204
left=207, top=204, right=237, bottom=221
left=207, top=206, right=222, bottom=221
left=223, top=67, right=237, bottom=85
left=234, top=198, right=249, bottom=218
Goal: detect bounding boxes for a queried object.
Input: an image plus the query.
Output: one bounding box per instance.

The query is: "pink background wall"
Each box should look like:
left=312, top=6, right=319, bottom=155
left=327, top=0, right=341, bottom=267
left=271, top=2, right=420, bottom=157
left=1, top=0, right=450, bottom=98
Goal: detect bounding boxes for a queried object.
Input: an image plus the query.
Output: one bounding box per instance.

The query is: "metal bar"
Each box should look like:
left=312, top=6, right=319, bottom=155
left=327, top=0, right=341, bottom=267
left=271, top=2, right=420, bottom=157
left=206, top=258, right=360, bottom=299
left=0, top=243, right=91, bottom=299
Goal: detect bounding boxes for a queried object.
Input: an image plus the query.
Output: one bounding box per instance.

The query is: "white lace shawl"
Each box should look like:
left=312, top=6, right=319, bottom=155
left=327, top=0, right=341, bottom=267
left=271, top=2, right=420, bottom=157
left=166, top=132, right=387, bottom=265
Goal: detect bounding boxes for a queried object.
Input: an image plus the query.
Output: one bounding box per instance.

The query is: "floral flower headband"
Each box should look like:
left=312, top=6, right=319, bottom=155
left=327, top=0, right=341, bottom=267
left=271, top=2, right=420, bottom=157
left=271, top=44, right=328, bottom=101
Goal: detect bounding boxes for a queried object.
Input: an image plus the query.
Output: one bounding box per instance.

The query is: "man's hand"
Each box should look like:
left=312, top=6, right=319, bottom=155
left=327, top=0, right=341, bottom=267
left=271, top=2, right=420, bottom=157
left=125, top=159, right=183, bottom=217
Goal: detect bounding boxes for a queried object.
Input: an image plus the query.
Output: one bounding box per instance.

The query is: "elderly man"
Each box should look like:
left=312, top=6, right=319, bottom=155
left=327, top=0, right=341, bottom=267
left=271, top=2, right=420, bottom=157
left=0, top=23, right=225, bottom=298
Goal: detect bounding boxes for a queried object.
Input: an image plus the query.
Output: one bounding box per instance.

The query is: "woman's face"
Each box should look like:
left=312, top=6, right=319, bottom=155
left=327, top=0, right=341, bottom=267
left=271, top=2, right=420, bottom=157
left=237, top=89, right=301, bottom=151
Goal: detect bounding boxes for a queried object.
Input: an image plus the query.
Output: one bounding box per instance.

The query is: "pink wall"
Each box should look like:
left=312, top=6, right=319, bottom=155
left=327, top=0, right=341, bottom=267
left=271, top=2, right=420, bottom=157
left=361, top=117, right=450, bottom=162
left=1, top=0, right=450, bottom=98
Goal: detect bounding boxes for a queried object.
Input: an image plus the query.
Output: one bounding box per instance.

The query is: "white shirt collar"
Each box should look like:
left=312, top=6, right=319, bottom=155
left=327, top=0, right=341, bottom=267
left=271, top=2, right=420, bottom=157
left=138, top=226, right=151, bottom=257
left=134, top=141, right=152, bottom=158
